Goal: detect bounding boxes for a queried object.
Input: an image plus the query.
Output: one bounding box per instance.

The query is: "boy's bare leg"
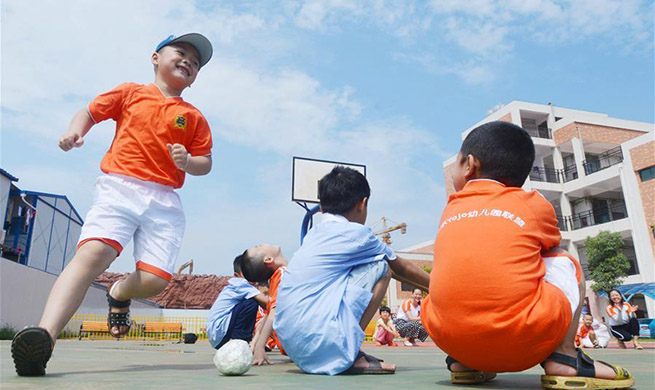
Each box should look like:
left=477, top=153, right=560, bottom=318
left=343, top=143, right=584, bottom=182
left=106, top=270, right=169, bottom=336
left=39, top=241, right=118, bottom=341
left=543, top=279, right=617, bottom=379
left=353, top=268, right=395, bottom=372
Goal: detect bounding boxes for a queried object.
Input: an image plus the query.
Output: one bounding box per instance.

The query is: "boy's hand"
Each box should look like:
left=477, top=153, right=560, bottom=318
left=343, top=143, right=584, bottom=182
left=58, top=132, right=85, bottom=151
left=167, top=143, right=190, bottom=170
left=252, top=348, right=271, bottom=366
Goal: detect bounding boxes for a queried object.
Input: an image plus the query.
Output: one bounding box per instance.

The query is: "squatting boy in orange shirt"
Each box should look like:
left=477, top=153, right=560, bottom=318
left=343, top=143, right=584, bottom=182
left=421, top=121, right=634, bottom=389
left=12, top=33, right=213, bottom=377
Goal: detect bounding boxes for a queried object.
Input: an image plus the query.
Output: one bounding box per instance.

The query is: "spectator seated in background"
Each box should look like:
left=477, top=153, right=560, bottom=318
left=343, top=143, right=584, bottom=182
left=395, top=288, right=429, bottom=346
left=374, top=306, right=399, bottom=347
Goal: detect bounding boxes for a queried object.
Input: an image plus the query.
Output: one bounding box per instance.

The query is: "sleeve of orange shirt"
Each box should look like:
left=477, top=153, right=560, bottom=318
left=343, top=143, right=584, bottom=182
left=267, top=268, right=283, bottom=313
left=187, top=114, right=212, bottom=157
left=87, top=83, right=134, bottom=123
left=528, top=191, right=561, bottom=250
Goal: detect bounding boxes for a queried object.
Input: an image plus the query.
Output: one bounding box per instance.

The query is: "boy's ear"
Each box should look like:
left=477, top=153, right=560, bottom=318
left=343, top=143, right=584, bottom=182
left=263, top=256, right=274, bottom=265
left=151, top=52, right=159, bottom=66
left=356, top=197, right=368, bottom=212
left=463, top=154, right=482, bottom=180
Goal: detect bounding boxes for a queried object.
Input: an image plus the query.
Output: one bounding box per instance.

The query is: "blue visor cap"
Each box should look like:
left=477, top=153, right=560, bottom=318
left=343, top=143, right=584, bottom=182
left=155, top=33, right=213, bottom=68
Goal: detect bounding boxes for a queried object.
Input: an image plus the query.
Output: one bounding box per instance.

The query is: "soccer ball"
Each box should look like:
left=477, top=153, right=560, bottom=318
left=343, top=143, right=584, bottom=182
left=213, top=339, right=253, bottom=376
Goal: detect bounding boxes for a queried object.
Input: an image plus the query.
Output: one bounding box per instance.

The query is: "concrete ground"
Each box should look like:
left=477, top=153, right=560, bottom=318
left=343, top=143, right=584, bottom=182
left=1, top=340, right=653, bottom=390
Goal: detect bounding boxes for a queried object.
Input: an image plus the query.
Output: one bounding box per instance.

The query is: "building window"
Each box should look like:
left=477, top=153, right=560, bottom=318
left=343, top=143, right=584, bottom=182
left=638, top=166, right=655, bottom=182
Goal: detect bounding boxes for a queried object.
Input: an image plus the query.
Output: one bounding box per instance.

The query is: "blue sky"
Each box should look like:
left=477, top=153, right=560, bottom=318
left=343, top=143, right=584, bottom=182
left=1, top=0, right=653, bottom=275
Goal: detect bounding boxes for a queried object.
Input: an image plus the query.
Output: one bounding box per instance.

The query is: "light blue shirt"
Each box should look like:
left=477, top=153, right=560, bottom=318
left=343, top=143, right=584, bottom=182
left=207, top=277, right=261, bottom=348
left=274, top=214, right=396, bottom=375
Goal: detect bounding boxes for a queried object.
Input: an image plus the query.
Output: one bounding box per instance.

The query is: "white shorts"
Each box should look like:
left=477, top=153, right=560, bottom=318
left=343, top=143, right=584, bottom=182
left=543, top=254, right=581, bottom=316
left=78, top=174, right=185, bottom=280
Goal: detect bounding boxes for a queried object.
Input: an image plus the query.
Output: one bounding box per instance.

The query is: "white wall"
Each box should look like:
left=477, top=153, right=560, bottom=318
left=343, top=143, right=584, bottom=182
left=0, top=257, right=161, bottom=330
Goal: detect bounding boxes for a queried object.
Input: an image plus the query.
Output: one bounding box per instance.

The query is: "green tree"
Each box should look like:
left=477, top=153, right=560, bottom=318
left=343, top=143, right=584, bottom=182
left=585, top=231, right=630, bottom=293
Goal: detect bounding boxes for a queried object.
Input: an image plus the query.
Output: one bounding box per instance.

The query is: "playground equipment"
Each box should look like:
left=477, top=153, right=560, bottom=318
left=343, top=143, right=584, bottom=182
left=292, top=157, right=366, bottom=243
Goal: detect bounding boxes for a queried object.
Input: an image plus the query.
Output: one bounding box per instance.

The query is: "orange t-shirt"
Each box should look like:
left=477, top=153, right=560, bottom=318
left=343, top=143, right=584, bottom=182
left=267, top=266, right=286, bottom=354
left=575, top=324, right=595, bottom=346
left=267, top=266, right=285, bottom=313
left=88, top=83, right=213, bottom=188
left=421, top=179, right=570, bottom=372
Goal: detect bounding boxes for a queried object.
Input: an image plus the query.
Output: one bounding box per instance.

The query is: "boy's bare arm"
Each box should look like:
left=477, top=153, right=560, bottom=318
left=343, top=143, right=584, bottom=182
left=252, top=308, right=275, bottom=365
left=388, top=256, right=430, bottom=292
left=185, top=155, right=212, bottom=175
left=167, top=143, right=212, bottom=176
left=253, top=293, right=269, bottom=309
left=59, top=109, right=94, bottom=151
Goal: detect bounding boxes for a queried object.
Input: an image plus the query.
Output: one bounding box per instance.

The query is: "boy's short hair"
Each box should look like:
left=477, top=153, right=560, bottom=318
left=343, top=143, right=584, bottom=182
left=233, top=255, right=243, bottom=274
left=237, top=250, right=274, bottom=283
left=460, top=121, right=535, bottom=187
left=379, top=306, right=391, bottom=314
left=318, top=166, right=370, bottom=215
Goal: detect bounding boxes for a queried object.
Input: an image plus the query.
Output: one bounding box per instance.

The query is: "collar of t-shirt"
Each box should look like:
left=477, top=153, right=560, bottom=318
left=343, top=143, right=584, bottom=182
left=322, top=213, right=349, bottom=223
left=151, top=83, right=184, bottom=100
left=467, top=178, right=506, bottom=187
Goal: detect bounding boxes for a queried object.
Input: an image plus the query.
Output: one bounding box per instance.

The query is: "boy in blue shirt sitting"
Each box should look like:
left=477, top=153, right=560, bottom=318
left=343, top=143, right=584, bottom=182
left=273, top=167, right=431, bottom=375
left=207, top=257, right=268, bottom=349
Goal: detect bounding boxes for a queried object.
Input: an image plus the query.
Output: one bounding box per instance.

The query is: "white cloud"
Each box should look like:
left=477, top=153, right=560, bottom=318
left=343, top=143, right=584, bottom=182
left=1, top=0, right=447, bottom=275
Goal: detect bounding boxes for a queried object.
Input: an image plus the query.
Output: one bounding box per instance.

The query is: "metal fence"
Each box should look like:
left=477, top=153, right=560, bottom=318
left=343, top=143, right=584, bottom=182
left=583, top=146, right=623, bottom=175
left=567, top=203, right=628, bottom=230
left=530, top=166, right=562, bottom=183
left=63, top=313, right=209, bottom=341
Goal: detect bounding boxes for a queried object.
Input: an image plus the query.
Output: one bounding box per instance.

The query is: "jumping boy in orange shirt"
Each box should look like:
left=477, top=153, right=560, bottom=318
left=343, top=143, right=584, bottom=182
left=12, top=33, right=213, bottom=376
left=421, top=121, right=634, bottom=389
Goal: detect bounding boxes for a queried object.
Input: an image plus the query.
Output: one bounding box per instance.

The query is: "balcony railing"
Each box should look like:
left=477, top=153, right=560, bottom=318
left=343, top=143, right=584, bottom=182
left=566, top=202, right=628, bottom=230
left=523, top=124, right=552, bottom=139
left=530, top=166, right=562, bottom=183
left=562, top=163, right=578, bottom=182
left=556, top=216, right=569, bottom=232
left=583, top=146, right=623, bottom=175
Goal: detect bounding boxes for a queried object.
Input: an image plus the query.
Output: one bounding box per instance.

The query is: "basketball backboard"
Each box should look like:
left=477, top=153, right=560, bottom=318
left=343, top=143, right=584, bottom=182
left=292, top=157, right=366, bottom=204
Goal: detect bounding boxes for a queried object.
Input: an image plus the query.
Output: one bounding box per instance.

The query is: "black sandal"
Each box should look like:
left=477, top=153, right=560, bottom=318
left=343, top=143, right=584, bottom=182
left=11, top=327, right=54, bottom=376
left=446, top=355, right=496, bottom=384
left=541, top=349, right=634, bottom=389
left=341, top=350, right=395, bottom=375
left=107, top=281, right=131, bottom=338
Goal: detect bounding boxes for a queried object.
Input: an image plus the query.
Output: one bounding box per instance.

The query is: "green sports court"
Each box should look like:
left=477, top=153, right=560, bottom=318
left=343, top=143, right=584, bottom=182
left=2, top=340, right=654, bottom=390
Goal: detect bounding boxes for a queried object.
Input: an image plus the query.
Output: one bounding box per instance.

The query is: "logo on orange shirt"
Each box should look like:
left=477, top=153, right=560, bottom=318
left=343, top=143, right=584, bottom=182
left=174, top=115, right=187, bottom=130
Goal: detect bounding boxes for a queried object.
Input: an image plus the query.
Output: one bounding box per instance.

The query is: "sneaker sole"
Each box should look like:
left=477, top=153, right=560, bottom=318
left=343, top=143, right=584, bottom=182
left=11, top=327, right=53, bottom=376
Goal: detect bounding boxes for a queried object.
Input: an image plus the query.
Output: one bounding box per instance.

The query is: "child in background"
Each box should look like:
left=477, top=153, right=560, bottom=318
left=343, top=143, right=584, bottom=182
left=421, top=121, right=633, bottom=389
left=207, top=257, right=268, bottom=349
left=237, top=244, right=288, bottom=364
left=12, top=33, right=213, bottom=377
left=374, top=306, right=399, bottom=347
left=575, top=314, right=599, bottom=349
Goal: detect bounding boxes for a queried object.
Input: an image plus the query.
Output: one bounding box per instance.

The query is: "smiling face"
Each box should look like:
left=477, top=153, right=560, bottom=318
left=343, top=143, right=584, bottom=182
left=412, top=289, right=422, bottom=304
left=583, top=314, right=593, bottom=327
left=380, top=310, right=390, bottom=321
left=610, top=290, right=623, bottom=304
left=152, top=43, right=200, bottom=92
